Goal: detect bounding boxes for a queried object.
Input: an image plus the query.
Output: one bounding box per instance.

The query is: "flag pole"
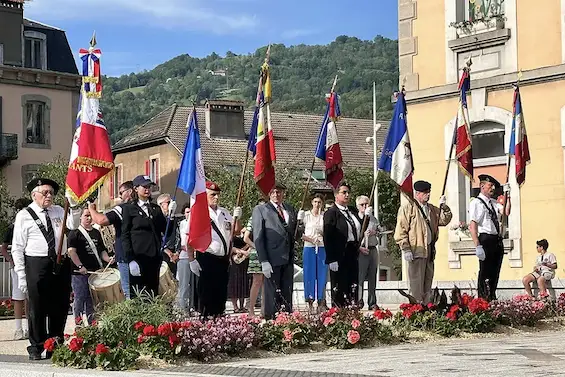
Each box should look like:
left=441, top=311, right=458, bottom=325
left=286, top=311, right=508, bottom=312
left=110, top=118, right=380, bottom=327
left=501, top=70, right=522, bottom=236
left=441, top=57, right=472, bottom=197
left=295, top=75, right=338, bottom=238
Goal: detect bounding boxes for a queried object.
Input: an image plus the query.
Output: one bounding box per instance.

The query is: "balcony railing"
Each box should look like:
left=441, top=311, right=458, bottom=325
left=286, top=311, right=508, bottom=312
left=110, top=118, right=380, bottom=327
left=0, top=133, right=18, bottom=161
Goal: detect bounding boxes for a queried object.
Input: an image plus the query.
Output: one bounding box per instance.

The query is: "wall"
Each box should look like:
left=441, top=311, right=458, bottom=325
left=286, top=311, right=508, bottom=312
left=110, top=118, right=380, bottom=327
left=0, top=82, right=78, bottom=197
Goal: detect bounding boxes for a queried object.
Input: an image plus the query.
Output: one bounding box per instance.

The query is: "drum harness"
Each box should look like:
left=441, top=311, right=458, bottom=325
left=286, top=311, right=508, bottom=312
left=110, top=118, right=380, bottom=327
left=78, top=226, right=104, bottom=270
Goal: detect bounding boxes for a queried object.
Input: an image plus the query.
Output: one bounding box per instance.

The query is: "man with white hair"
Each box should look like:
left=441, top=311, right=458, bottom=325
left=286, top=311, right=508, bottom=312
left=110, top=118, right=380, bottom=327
left=157, top=193, right=178, bottom=276
left=356, top=195, right=380, bottom=310
left=11, top=178, right=81, bottom=360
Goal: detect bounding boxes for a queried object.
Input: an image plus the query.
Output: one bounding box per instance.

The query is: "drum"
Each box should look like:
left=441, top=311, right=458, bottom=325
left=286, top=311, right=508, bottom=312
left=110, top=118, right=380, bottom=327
left=88, top=268, right=124, bottom=306
left=158, top=261, right=177, bottom=299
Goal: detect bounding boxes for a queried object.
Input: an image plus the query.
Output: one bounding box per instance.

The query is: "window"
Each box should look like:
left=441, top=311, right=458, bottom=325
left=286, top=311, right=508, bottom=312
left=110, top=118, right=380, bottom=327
left=25, top=101, right=46, bottom=144
left=21, top=164, right=40, bottom=192
left=147, top=155, right=160, bottom=188
left=0, top=44, right=3, bottom=65
left=109, top=164, right=123, bottom=200
left=23, top=31, right=47, bottom=70
left=379, top=268, right=389, bottom=281
left=457, top=0, right=505, bottom=22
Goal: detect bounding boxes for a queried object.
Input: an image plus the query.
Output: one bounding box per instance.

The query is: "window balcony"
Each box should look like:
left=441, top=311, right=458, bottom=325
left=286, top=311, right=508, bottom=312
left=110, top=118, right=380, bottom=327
left=0, top=133, right=18, bottom=164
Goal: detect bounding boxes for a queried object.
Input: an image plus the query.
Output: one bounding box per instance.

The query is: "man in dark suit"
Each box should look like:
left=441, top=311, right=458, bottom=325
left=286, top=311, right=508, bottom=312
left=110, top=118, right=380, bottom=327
left=252, top=183, right=300, bottom=319
left=122, top=175, right=167, bottom=297
left=323, top=181, right=362, bottom=308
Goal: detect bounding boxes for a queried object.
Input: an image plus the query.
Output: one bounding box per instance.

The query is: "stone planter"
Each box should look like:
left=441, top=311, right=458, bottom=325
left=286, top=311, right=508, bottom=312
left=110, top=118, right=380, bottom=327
left=456, top=17, right=505, bottom=37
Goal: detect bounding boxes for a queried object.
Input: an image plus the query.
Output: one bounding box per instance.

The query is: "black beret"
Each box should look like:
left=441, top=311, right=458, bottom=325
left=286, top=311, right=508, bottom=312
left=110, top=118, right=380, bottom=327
left=27, top=178, right=60, bottom=195
left=273, top=182, right=287, bottom=190
left=413, top=180, right=431, bottom=192
left=478, top=174, right=500, bottom=187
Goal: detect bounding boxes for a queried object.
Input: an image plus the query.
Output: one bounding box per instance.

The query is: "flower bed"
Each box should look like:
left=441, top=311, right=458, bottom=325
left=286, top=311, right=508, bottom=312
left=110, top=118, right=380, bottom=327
left=47, top=292, right=565, bottom=371
left=0, top=299, right=14, bottom=317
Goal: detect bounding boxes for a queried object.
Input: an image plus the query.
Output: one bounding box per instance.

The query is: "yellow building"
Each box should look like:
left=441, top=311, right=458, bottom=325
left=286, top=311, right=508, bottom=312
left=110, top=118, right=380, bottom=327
left=397, top=0, right=565, bottom=291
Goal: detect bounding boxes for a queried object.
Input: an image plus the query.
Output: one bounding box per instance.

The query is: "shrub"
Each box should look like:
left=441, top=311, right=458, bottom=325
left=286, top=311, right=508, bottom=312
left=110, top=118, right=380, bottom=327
left=256, top=311, right=315, bottom=352
left=490, top=294, right=549, bottom=327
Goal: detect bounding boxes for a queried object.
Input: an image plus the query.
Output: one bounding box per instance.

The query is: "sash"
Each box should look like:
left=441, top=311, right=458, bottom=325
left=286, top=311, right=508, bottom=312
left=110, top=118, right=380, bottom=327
left=210, top=220, right=229, bottom=257
left=78, top=226, right=103, bottom=269
left=476, top=197, right=501, bottom=236
left=415, top=203, right=435, bottom=240
left=25, top=207, right=55, bottom=258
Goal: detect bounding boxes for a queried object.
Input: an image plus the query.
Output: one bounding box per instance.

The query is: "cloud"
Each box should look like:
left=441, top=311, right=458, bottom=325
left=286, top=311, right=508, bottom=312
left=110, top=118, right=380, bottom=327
left=281, top=29, right=318, bottom=40
left=24, top=0, right=258, bottom=34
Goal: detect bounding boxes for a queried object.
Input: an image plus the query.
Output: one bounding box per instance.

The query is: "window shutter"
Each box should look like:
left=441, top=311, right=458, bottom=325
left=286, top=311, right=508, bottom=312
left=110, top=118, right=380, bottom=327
left=155, top=158, right=160, bottom=186
left=109, top=173, right=114, bottom=199
left=145, top=160, right=150, bottom=176
left=117, top=165, right=123, bottom=187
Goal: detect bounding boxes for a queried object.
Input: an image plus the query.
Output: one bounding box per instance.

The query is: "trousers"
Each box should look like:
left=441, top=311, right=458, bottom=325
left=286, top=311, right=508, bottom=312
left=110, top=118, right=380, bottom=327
left=130, top=254, right=161, bottom=298
left=263, top=262, right=294, bottom=319
left=358, top=246, right=379, bottom=307
left=71, top=274, right=94, bottom=325
left=478, top=234, right=504, bottom=301
left=196, top=252, right=229, bottom=317
left=407, top=245, right=435, bottom=304
left=303, top=246, right=327, bottom=301
left=176, top=259, right=198, bottom=311
left=330, top=242, right=359, bottom=308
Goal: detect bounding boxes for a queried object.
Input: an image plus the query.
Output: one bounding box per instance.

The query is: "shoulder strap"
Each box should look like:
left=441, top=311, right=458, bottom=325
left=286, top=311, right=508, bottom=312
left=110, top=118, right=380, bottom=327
left=25, top=207, right=51, bottom=244
left=476, top=197, right=500, bottom=234
left=210, top=220, right=228, bottom=255
left=78, top=226, right=103, bottom=268
left=415, top=203, right=433, bottom=234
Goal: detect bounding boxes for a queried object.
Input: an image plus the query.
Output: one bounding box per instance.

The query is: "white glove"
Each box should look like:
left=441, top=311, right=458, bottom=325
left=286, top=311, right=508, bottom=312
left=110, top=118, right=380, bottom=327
left=189, top=260, right=202, bottom=276
left=297, top=210, right=305, bottom=221
left=476, top=245, right=486, bottom=261
left=233, top=206, right=243, bottom=218
left=439, top=195, right=446, bottom=206
left=365, top=206, right=373, bottom=217
left=503, top=183, right=510, bottom=193
left=403, top=251, right=414, bottom=262
left=17, top=276, right=27, bottom=296
left=168, top=200, right=177, bottom=215
left=261, top=261, right=273, bottom=279
left=329, top=261, right=339, bottom=272
left=129, top=261, right=141, bottom=276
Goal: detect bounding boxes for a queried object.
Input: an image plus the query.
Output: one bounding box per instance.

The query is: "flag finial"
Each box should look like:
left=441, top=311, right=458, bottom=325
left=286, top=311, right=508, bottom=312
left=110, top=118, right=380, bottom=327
left=89, top=31, right=97, bottom=49
left=517, top=70, right=523, bottom=82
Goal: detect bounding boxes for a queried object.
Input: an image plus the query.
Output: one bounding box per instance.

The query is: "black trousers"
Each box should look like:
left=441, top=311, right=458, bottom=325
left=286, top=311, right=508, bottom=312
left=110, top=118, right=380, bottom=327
left=196, top=252, right=229, bottom=317
left=330, top=242, right=360, bottom=308
left=25, top=256, right=71, bottom=356
left=130, top=254, right=161, bottom=298
left=477, top=234, right=504, bottom=301
left=263, top=262, right=294, bottom=320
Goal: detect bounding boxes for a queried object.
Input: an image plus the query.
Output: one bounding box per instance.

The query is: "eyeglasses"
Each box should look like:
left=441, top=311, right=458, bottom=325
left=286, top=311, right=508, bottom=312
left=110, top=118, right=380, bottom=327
left=37, top=190, right=54, bottom=197
left=119, top=189, right=131, bottom=196
left=359, top=203, right=369, bottom=206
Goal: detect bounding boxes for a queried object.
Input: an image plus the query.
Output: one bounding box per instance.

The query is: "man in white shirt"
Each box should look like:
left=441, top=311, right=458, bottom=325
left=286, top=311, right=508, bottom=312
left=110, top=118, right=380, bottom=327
left=469, top=174, right=511, bottom=301
left=11, top=178, right=81, bottom=360
left=188, top=181, right=241, bottom=317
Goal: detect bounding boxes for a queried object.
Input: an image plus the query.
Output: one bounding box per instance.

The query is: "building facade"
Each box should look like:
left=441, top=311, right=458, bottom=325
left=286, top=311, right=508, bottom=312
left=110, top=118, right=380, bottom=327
left=396, top=0, right=565, bottom=289
left=0, top=0, right=80, bottom=197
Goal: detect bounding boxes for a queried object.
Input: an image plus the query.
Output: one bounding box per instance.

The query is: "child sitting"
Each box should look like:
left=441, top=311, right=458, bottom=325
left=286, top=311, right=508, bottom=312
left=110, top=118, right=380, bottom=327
left=522, top=239, right=557, bottom=297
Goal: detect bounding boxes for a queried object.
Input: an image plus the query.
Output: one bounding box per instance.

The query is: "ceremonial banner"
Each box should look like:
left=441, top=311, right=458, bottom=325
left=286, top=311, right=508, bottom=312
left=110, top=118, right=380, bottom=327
left=254, top=53, right=276, bottom=196
left=509, top=86, right=530, bottom=186
left=65, top=39, right=114, bottom=205
left=378, top=90, right=413, bottom=195
left=455, top=67, right=473, bottom=179
left=177, top=109, right=212, bottom=252
left=315, top=91, right=344, bottom=189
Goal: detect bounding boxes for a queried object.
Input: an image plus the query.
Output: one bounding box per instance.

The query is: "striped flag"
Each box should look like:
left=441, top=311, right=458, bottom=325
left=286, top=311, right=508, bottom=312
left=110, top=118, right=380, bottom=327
left=177, top=109, right=212, bottom=252
left=455, top=67, right=473, bottom=179
left=378, top=90, right=413, bottom=195
left=315, top=91, right=344, bottom=189
left=509, top=86, right=530, bottom=186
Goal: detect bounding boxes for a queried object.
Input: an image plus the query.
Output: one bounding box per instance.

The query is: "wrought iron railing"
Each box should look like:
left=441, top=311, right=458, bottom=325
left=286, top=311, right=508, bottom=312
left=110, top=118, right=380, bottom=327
left=0, top=133, right=18, bottom=160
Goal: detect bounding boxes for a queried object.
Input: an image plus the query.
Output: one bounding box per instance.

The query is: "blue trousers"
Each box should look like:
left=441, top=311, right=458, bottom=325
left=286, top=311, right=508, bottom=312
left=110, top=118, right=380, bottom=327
left=117, top=262, right=131, bottom=300
left=303, top=246, right=327, bottom=301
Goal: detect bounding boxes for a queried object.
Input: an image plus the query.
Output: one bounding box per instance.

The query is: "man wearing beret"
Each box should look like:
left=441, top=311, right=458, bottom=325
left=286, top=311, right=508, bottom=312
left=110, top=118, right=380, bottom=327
left=252, top=182, right=299, bottom=319
left=11, top=178, right=82, bottom=360
left=469, top=174, right=510, bottom=301
left=394, top=180, right=452, bottom=304
left=187, top=181, right=242, bottom=317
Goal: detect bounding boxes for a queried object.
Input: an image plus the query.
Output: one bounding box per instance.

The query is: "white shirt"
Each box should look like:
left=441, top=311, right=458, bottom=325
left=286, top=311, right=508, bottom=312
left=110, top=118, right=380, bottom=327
left=178, top=218, right=189, bottom=259
left=138, top=200, right=150, bottom=216
left=12, top=202, right=81, bottom=280
left=536, top=252, right=557, bottom=275
left=270, top=201, right=289, bottom=224
left=303, top=210, right=324, bottom=247
left=469, top=193, right=500, bottom=235
left=335, top=203, right=361, bottom=242
left=207, top=206, right=233, bottom=256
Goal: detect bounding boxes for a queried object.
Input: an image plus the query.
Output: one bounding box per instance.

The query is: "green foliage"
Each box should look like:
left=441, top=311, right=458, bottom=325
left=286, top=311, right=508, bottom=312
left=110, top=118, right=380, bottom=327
left=25, top=154, right=68, bottom=207
left=101, top=36, right=399, bottom=143
left=457, top=311, right=496, bottom=333
left=0, top=173, right=14, bottom=241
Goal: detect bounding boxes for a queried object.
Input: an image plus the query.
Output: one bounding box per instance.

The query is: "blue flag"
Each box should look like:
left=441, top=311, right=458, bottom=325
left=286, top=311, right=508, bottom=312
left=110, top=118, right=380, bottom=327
left=177, top=109, right=201, bottom=194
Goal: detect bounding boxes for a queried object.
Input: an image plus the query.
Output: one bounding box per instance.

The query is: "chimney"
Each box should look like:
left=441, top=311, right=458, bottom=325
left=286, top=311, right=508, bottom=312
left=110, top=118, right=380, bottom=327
left=205, top=100, right=245, bottom=139
left=0, top=0, right=23, bottom=66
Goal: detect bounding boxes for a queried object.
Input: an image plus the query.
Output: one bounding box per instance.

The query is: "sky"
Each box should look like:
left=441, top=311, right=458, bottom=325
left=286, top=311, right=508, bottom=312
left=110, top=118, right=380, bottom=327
left=24, top=0, right=398, bottom=77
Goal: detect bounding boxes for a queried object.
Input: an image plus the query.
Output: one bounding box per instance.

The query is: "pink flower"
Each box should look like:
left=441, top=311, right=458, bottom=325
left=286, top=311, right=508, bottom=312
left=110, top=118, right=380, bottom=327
left=323, top=316, right=335, bottom=327
left=351, top=319, right=361, bottom=329
left=347, top=330, right=360, bottom=345
left=283, top=329, right=293, bottom=342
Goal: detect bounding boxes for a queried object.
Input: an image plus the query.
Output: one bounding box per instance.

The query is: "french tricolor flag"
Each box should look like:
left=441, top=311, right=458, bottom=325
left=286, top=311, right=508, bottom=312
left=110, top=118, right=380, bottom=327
left=177, top=109, right=211, bottom=252
left=315, top=92, right=344, bottom=189
left=509, top=86, right=531, bottom=186
left=378, top=90, right=414, bottom=195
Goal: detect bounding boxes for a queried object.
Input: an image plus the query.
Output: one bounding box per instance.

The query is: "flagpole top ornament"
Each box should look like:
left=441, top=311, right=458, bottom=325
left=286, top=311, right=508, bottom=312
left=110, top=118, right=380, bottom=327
left=464, top=56, right=473, bottom=71
left=89, top=31, right=97, bottom=52
left=517, top=70, right=523, bottom=81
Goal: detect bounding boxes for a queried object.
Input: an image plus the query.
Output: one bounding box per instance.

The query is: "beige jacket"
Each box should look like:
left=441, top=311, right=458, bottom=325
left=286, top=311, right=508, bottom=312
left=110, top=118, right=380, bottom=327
left=394, top=200, right=452, bottom=258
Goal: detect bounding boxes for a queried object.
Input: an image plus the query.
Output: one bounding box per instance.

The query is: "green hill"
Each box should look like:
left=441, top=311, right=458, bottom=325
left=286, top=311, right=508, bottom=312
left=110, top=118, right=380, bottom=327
left=101, top=35, right=399, bottom=143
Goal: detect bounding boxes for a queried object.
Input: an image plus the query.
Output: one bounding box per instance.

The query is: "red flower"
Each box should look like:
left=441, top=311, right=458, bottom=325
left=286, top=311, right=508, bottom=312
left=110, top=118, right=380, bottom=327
left=427, top=303, right=435, bottom=309
left=468, top=298, right=489, bottom=314
left=460, top=293, right=472, bottom=307
left=347, top=330, right=360, bottom=345
left=95, top=343, right=109, bottom=355
left=373, top=309, right=393, bottom=320
left=446, top=311, right=457, bottom=321
left=64, top=334, right=71, bottom=340
left=168, top=334, right=180, bottom=348
left=133, top=321, right=146, bottom=331
left=68, top=337, right=84, bottom=352
left=351, top=319, right=361, bottom=329
left=142, top=325, right=157, bottom=336
left=157, top=323, right=174, bottom=337
left=44, top=337, right=57, bottom=352
left=91, top=320, right=98, bottom=327
left=327, top=307, right=338, bottom=316
left=137, top=334, right=146, bottom=344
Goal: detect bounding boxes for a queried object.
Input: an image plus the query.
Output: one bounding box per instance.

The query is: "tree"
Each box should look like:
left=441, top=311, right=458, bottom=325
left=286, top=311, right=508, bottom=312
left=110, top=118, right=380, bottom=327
left=0, top=173, right=14, bottom=241
left=27, top=155, right=68, bottom=206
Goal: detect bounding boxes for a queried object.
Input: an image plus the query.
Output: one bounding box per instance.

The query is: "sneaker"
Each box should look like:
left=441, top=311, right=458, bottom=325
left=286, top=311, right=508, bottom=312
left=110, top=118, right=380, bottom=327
left=14, top=329, right=25, bottom=340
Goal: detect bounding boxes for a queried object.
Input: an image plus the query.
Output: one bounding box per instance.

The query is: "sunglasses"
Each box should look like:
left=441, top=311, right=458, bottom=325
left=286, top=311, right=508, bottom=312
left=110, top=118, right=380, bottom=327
left=37, top=190, right=54, bottom=196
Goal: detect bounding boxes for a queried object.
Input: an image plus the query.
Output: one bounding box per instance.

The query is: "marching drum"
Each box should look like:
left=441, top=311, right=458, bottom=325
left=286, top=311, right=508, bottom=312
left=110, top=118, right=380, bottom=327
left=158, top=261, right=177, bottom=299
left=88, top=268, right=125, bottom=306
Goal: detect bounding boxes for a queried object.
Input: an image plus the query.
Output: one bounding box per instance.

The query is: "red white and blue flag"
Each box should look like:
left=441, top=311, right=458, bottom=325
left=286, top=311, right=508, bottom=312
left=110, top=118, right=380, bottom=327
left=509, top=86, right=530, bottom=186
left=65, top=41, right=114, bottom=205
left=455, top=67, right=473, bottom=179
left=177, top=109, right=211, bottom=252
left=315, top=91, right=344, bottom=189
left=378, top=90, right=413, bottom=195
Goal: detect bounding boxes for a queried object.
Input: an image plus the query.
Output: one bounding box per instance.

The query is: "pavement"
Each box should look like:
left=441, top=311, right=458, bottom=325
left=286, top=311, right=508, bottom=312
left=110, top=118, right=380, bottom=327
left=1, top=314, right=565, bottom=377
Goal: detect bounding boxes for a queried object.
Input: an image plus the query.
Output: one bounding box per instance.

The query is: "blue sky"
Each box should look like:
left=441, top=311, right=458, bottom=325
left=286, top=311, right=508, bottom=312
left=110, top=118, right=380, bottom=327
left=24, top=0, right=398, bottom=77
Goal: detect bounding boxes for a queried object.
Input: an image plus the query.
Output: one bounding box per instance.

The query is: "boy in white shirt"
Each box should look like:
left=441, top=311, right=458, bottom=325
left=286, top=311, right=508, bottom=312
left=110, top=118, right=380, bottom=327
left=522, top=239, right=557, bottom=297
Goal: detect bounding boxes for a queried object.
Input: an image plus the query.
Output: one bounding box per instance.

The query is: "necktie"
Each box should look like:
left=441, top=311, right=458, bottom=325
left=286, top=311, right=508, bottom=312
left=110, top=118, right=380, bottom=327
left=488, top=202, right=500, bottom=235
left=277, top=205, right=286, bottom=224
left=144, top=203, right=152, bottom=218
left=43, top=209, right=56, bottom=258
left=343, top=209, right=358, bottom=242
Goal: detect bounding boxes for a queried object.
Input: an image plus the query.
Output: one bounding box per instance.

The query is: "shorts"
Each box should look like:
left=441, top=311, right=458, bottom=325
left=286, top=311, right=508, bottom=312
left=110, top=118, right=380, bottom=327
left=10, top=269, right=25, bottom=301
left=531, top=271, right=554, bottom=281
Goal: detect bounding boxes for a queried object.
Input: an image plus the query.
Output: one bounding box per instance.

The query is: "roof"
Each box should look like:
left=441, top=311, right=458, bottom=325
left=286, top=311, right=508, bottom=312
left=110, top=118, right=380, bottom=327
left=112, top=104, right=390, bottom=171
left=23, top=18, right=63, bottom=31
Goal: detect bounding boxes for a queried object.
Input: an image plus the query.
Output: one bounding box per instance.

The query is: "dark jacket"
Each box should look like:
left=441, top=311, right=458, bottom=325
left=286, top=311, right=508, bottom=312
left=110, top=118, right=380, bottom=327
left=121, top=201, right=167, bottom=262
left=323, top=204, right=362, bottom=264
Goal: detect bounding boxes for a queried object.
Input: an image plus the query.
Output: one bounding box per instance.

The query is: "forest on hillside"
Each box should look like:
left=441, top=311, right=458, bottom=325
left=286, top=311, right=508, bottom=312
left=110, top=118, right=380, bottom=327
left=100, top=35, right=399, bottom=143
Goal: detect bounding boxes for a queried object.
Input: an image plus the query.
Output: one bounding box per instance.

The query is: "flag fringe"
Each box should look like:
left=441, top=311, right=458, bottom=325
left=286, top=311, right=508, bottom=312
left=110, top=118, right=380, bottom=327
left=73, top=156, right=114, bottom=169
left=65, top=169, right=112, bottom=204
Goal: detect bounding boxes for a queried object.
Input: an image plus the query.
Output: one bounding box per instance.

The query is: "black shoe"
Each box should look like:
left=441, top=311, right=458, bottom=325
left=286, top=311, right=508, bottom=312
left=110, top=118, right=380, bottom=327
left=45, top=351, right=53, bottom=359
left=368, top=304, right=378, bottom=310
left=29, top=353, right=42, bottom=361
